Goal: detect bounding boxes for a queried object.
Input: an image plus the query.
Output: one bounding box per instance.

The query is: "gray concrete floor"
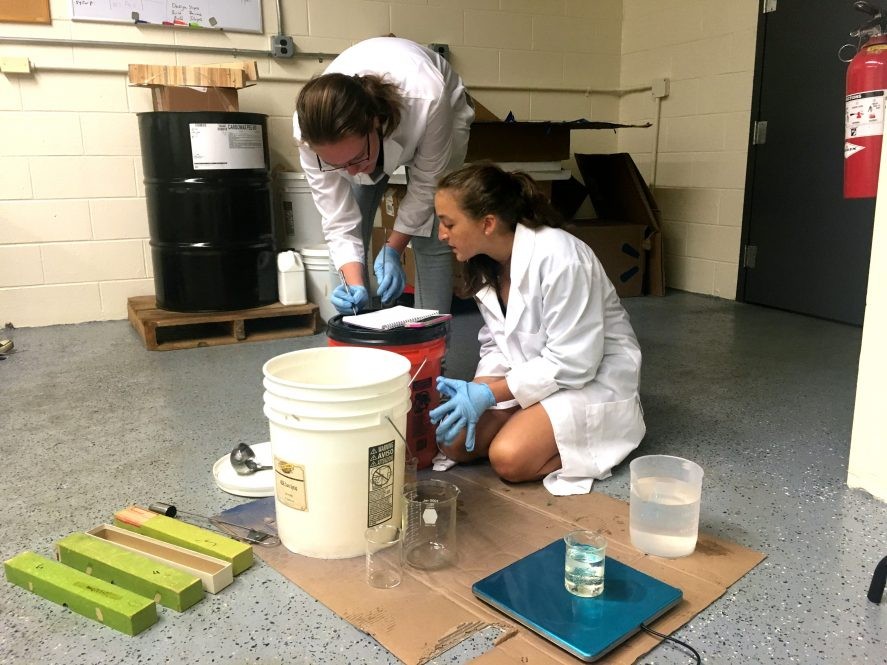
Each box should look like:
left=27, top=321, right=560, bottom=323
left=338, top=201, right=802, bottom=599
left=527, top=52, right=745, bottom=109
left=1, top=291, right=885, bottom=664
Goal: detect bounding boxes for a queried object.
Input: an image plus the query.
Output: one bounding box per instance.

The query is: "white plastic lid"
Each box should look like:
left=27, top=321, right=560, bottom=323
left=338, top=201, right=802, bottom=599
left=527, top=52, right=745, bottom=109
left=212, top=442, right=275, bottom=498
left=276, top=171, right=308, bottom=181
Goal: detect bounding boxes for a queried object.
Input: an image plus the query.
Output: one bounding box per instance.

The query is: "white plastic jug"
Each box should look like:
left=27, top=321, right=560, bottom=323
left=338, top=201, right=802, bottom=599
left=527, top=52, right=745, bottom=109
left=277, top=251, right=307, bottom=305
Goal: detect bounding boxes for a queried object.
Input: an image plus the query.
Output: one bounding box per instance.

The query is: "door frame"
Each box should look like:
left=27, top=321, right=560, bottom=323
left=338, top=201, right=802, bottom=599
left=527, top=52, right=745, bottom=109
left=736, top=0, right=769, bottom=303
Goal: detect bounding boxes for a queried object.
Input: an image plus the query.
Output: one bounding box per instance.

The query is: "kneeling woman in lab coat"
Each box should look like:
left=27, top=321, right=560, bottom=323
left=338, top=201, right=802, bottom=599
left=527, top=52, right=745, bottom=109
left=429, top=164, right=646, bottom=496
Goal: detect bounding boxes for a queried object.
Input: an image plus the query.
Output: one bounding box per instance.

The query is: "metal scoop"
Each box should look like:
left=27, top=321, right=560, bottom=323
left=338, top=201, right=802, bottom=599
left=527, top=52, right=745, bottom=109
left=230, top=442, right=273, bottom=475
left=148, top=502, right=278, bottom=547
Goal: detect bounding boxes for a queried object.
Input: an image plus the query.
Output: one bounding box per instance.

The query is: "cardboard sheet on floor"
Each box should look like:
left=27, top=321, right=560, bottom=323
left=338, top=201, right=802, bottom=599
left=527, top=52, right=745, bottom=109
left=255, top=465, right=765, bottom=664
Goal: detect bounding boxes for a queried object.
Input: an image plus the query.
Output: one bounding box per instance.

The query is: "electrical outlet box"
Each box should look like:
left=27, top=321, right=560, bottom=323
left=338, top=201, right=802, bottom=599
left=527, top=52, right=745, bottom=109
left=428, top=43, right=449, bottom=60
left=651, top=78, right=669, bottom=99
left=271, top=35, right=295, bottom=59
left=0, top=57, right=32, bottom=74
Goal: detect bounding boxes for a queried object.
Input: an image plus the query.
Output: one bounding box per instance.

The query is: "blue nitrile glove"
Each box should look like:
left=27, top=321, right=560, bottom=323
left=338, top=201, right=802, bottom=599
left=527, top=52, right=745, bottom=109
left=429, top=377, right=496, bottom=453
left=373, top=245, right=406, bottom=305
left=331, top=284, right=368, bottom=315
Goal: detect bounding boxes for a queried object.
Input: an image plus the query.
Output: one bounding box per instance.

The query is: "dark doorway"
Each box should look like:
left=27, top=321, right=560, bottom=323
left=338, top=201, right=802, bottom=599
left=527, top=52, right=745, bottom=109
left=739, top=0, right=876, bottom=325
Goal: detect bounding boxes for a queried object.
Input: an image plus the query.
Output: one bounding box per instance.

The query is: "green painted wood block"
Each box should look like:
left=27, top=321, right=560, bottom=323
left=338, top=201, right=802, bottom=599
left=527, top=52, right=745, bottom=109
left=114, top=506, right=253, bottom=576
left=57, top=532, right=204, bottom=612
left=3, top=551, right=157, bottom=636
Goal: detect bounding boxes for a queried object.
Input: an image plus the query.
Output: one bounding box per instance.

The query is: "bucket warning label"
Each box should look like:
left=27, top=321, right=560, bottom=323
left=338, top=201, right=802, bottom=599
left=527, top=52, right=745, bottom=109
left=846, top=90, right=886, bottom=139
left=274, top=458, right=307, bottom=511
left=189, top=123, right=265, bottom=171
left=367, top=440, right=395, bottom=528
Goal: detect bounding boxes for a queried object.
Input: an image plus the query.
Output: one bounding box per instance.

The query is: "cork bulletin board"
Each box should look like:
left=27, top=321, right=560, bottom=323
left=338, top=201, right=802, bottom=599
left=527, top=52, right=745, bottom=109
left=0, top=0, right=51, bottom=23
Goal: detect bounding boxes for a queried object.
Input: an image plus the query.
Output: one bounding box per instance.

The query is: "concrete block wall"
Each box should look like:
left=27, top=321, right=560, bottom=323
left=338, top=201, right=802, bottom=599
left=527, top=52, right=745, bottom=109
left=1, top=0, right=630, bottom=327
left=618, top=0, right=758, bottom=298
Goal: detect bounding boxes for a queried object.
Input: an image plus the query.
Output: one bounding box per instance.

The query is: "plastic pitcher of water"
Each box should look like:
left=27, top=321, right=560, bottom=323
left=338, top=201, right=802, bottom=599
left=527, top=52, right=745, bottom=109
left=629, top=455, right=704, bottom=558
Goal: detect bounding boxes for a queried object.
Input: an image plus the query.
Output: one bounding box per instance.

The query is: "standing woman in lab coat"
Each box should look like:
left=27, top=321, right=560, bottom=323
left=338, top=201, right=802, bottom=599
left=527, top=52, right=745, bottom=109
left=293, top=37, right=474, bottom=314
left=429, top=164, right=646, bottom=496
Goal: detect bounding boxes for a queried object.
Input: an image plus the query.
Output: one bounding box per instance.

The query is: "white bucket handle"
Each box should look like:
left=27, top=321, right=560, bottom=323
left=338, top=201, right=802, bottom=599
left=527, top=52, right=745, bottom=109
left=281, top=405, right=402, bottom=428
left=385, top=415, right=408, bottom=446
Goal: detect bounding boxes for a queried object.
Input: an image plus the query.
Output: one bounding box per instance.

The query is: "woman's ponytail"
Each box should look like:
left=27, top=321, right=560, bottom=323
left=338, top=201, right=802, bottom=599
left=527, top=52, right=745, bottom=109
left=508, top=171, right=563, bottom=229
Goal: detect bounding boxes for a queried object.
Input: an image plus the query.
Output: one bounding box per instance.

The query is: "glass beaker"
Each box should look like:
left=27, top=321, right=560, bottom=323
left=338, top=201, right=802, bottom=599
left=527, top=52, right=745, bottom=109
left=629, top=455, right=704, bottom=558
left=564, top=530, right=607, bottom=597
left=401, top=479, right=459, bottom=570
left=365, top=524, right=402, bottom=589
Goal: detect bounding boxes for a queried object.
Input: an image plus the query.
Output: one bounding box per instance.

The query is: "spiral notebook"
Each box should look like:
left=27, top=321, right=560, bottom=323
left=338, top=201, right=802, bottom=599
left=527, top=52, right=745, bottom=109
left=342, top=306, right=440, bottom=331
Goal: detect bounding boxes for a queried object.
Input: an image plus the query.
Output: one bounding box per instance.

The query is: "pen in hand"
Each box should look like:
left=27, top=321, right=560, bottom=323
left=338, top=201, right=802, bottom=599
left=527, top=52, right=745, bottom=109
left=381, top=226, right=390, bottom=309
left=338, top=270, right=358, bottom=315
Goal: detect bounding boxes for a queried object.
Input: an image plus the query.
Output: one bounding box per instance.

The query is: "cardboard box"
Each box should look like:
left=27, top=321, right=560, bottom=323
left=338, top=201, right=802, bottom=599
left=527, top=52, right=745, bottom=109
left=150, top=86, right=239, bottom=112
left=466, top=120, right=649, bottom=163
left=565, top=219, right=647, bottom=298
left=376, top=187, right=419, bottom=287
left=575, top=153, right=665, bottom=296
left=380, top=153, right=663, bottom=298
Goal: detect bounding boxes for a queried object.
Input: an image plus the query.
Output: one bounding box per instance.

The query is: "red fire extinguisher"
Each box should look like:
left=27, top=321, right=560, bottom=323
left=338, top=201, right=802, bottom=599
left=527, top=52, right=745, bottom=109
left=845, top=16, right=887, bottom=198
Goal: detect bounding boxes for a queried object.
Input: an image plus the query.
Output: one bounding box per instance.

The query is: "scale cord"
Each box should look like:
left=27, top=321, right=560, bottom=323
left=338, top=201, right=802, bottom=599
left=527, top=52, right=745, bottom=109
left=639, top=623, right=701, bottom=664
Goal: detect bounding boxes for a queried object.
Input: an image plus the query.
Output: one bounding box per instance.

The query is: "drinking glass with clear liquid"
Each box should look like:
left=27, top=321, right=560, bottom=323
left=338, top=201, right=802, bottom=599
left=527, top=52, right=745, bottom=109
left=563, top=530, right=607, bottom=597
left=629, top=455, right=704, bottom=558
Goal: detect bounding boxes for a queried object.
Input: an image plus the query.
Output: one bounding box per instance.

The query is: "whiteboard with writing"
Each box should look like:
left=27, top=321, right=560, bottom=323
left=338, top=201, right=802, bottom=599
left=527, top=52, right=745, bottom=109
left=69, top=0, right=263, bottom=34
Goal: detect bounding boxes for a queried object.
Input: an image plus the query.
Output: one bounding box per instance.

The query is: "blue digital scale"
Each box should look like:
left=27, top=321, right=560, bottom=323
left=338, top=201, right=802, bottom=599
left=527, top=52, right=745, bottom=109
left=472, top=538, right=683, bottom=662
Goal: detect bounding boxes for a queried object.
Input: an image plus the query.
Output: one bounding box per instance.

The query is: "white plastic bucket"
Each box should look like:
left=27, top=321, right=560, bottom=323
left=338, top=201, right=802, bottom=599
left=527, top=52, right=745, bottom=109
left=263, top=347, right=412, bottom=559
left=298, top=244, right=338, bottom=323
left=277, top=172, right=325, bottom=250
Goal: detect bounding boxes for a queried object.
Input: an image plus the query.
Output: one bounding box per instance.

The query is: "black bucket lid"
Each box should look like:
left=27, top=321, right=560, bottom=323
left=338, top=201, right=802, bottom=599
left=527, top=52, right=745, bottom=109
left=327, top=313, right=449, bottom=346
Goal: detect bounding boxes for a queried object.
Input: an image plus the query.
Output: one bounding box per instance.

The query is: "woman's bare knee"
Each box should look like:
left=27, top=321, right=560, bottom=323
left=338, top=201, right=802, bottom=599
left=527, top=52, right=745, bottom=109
left=487, top=405, right=558, bottom=482
left=488, top=442, right=535, bottom=482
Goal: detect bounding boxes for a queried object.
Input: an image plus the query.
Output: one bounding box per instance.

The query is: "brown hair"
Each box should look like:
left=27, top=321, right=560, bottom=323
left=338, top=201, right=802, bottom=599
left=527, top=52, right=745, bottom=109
left=437, top=163, right=563, bottom=297
left=295, top=73, right=403, bottom=145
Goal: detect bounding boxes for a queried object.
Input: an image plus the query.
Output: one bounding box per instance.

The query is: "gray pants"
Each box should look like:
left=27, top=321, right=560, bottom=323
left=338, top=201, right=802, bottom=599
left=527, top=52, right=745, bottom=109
left=351, top=175, right=454, bottom=314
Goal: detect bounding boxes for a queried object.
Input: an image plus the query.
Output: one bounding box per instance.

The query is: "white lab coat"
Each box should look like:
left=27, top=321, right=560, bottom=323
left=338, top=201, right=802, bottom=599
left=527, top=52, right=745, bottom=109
left=292, top=37, right=474, bottom=270
left=474, top=224, right=645, bottom=495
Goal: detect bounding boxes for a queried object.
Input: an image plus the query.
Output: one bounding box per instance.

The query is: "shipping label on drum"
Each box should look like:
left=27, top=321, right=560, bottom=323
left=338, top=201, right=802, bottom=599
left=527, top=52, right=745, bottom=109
left=367, top=440, right=395, bottom=527
left=274, top=458, right=307, bottom=511
left=189, top=123, right=265, bottom=170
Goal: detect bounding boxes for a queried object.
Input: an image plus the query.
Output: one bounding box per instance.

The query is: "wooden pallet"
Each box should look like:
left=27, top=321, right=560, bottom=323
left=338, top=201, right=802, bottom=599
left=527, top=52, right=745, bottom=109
left=127, top=296, right=320, bottom=351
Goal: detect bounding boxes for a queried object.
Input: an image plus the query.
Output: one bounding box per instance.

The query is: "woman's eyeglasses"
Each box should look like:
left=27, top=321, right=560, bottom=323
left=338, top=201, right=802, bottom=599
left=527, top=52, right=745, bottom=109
left=316, top=133, right=371, bottom=172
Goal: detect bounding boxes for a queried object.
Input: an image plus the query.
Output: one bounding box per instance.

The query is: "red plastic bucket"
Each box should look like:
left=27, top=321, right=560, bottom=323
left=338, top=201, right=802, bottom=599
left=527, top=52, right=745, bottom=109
left=327, top=314, right=448, bottom=469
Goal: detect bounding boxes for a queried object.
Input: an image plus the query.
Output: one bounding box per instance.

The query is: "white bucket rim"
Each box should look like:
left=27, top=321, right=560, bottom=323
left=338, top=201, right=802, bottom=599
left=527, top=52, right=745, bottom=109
left=276, top=172, right=309, bottom=182
left=263, top=347, right=412, bottom=392
left=263, top=386, right=410, bottom=415
left=299, top=245, right=329, bottom=257
left=262, top=373, right=410, bottom=402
